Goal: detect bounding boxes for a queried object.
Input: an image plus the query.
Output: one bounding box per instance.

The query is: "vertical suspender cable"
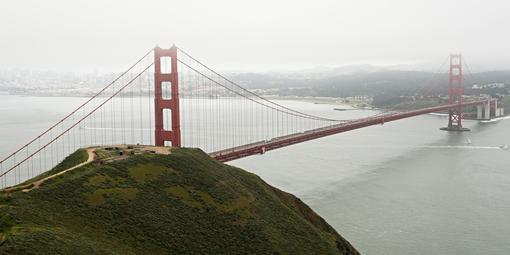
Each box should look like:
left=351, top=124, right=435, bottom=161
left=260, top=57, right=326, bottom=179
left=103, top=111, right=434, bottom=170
left=139, top=71, right=144, bottom=145
left=148, top=69, right=152, bottom=145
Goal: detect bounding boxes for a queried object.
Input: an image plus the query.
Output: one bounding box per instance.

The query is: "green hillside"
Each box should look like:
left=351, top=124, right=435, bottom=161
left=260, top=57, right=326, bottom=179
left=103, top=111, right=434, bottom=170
left=0, top=148, right=358, bottom=255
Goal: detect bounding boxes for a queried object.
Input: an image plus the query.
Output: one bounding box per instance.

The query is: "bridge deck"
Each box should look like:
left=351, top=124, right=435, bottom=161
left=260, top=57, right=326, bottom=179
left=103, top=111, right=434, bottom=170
left=210, top=100, right=487, bottom=162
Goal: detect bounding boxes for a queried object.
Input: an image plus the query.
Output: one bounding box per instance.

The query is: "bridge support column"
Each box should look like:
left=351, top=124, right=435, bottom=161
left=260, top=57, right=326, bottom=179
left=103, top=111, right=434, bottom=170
left=485, top=100, right=491, bottom=119
left=475, top=99, right=494, bottom=120
left=441, top=54, right=470, bottom=131
left=493, top=100, right=498, bottom=117
left=154, top=45, right=181, bottom=147
left=477, top=105, right=483, bottom=119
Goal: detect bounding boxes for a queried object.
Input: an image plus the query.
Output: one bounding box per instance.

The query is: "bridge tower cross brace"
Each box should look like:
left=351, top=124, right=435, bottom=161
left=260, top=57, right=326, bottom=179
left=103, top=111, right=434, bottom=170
left=154, top=45, right=181, bottom=147
left=446, top=54, right=466, bottom=130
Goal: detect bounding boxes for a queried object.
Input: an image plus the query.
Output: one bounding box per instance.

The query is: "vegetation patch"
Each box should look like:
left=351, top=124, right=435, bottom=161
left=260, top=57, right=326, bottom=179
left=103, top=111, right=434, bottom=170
left=85, top=174, right=126, bottom=187
left=84, top=188, right=139, bottom=206
left=86, top=175, right=110, bottom=186
left=197, top=191, right=253, bottom=213
left=165, top=186, right=203, bottom=209
left=0, top=214, right=15, bottom=245
left=0, top=195, right=11, bottom=205
left=128, top=163, right=174, bottom=182
left=0, top=196, right=11, bottom=209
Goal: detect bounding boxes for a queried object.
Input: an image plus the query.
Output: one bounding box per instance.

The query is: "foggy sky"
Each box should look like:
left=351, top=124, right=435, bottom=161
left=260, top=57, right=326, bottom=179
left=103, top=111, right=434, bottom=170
left=1, top=0, right=509, bottom=73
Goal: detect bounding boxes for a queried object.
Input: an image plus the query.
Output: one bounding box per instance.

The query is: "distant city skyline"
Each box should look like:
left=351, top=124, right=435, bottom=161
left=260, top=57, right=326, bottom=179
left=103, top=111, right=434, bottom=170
left=1, top=0, right=510, bottom=73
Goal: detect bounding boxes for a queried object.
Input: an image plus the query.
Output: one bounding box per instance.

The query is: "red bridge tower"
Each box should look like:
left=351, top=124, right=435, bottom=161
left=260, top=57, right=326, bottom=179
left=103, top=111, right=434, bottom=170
left=441, top=54, right=470, bottom=131
left=154, top=45, right=181, bottom=147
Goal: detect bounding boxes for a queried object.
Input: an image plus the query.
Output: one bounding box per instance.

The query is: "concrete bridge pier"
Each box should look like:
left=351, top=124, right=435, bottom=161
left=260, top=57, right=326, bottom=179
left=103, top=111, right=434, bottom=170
left=476, top=99, right=504, bottom=120
left=476, top=104, right=485, bottom=119
left=486, top=100, right=491, bottom=119
left=476, top=99, right=492, bottom=120
left=493, top=100, right=505, bottom=117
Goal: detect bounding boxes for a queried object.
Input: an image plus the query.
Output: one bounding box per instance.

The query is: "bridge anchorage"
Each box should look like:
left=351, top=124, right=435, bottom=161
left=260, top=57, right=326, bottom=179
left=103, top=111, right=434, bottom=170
left=0, top=45, right=502, bottom=189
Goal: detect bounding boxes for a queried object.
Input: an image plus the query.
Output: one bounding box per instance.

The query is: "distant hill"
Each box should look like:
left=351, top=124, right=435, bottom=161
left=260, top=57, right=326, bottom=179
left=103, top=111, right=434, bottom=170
left=0, top=148, right=358, bottom=255
left=228, top=69, right=510, bottom=97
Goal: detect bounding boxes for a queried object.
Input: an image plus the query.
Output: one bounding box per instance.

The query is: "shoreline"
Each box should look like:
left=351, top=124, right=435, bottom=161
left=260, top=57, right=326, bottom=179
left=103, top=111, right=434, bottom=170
left=264, top=95, right=375, bottom=109
left=0, top=92, right=376, bottom=110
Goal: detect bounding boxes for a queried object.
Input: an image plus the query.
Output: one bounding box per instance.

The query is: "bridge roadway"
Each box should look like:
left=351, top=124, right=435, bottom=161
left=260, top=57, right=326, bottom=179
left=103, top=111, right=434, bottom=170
left=210, top=100, right=488, bottom=162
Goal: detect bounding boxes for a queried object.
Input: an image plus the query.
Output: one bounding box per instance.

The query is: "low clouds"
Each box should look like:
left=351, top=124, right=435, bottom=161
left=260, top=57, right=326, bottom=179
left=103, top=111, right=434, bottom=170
left=0, top=0, right=509, bottom=73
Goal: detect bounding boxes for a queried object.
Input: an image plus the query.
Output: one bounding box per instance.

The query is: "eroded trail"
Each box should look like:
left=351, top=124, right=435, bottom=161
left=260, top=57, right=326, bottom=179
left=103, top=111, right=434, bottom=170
left=20, top=148, right=96, bottom=193
left=2, top=146, right=172, bottom=193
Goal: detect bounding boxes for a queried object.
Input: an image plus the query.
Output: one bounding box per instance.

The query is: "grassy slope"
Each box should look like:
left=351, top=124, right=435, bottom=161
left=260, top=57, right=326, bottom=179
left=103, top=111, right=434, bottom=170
left=29, top=149, right=89, bottom=182
left=0, top=148, right=358, bottom=255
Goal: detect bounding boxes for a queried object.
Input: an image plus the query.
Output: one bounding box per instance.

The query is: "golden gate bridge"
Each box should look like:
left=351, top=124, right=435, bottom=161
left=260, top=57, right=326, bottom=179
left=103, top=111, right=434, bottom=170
left=0, top=45, right=499, bottom=189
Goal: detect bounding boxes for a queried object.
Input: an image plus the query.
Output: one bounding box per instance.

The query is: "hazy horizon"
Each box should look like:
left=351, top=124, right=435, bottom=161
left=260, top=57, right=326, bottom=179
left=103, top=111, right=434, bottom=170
left=1, top=0, right=510, bottom=73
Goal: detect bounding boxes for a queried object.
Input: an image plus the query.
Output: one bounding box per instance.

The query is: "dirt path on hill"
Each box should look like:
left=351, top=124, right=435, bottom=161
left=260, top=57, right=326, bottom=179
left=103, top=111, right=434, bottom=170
left=18, top=148, right=96, bottom=193
left=4, top=145, right=170, bottom=193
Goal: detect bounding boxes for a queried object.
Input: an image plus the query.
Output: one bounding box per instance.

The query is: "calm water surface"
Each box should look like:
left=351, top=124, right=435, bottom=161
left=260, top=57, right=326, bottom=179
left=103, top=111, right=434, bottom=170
left=1, top=95, right=509, bottom=254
